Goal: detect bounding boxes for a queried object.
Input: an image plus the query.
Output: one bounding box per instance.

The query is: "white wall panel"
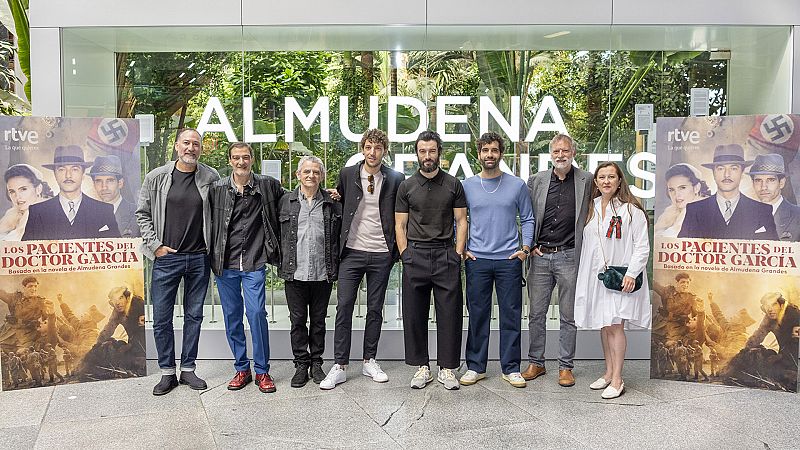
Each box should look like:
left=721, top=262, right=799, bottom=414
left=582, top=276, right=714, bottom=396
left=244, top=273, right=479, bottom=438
left=242, top=0, right=426, bottom=26
left=613, top=0, right=800, bottom=26
left=30, top=0, right=242, bottom=27
left=426, top=0, right=612, bottom=25
left=793, top=27, right=800, bottom=113
left=30, top=27, right=61, bottom=116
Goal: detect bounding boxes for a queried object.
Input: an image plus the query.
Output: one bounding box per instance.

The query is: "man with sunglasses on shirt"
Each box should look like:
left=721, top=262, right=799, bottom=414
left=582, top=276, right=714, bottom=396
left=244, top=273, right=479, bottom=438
left=320, top=129, right=404, bottom=390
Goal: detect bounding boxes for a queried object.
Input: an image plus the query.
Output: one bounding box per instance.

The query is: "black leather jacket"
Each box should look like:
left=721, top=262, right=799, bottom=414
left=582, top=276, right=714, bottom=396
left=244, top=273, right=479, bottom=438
left=336, top=162, right=404, bottom=260
left=209, top=173, right=284, bottom=276
left=278, top=187, right=342, bottom=281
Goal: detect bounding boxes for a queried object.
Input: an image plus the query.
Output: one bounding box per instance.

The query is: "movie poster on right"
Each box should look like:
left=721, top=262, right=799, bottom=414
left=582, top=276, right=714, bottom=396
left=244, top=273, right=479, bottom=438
left=651, top=115, right=800, bottom=392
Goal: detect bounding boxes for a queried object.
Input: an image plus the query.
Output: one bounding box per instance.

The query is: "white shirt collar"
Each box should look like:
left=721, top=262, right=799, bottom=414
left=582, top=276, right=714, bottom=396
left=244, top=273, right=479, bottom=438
left=770, top=196, right=784, bottom=215
left=715, top=192, right=740, bottom=217
left=59, top=193, right=83, bottom=218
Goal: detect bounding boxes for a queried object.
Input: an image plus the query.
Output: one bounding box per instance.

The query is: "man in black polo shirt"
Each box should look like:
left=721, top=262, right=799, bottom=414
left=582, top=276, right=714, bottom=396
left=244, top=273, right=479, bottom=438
left=395, top=130, right=468, bottom=391
left=524, top=133, right=592, bottom=387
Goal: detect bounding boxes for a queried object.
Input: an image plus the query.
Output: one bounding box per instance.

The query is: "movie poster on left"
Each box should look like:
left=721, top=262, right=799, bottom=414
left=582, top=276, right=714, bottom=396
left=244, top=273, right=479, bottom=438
left=651, top=114, right=800, bottom=393
left=0, top=117, right=146, bottom=391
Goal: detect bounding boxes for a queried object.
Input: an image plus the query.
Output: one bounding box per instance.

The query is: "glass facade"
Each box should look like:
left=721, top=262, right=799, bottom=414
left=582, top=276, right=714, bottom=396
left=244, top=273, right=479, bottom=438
left=59, top=24, right=793, bottom=331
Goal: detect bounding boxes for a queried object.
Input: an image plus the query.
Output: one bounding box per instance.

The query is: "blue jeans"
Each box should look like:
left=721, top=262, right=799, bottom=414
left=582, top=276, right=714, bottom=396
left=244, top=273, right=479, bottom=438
left=216, top=267, right=270, bottom=374
left=151, top=252, right=211, bottom=371
left=526, top=248, right=577, bottom=370
left=465, top=257, right=522, bottom=374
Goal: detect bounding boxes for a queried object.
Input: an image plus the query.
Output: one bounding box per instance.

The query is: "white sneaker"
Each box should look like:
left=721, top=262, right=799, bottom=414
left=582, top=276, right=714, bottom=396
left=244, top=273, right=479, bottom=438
left=501, top=372, right=527, bottom=388
left=320, top=364, right=347, bottom=390
left=437, top=368, right=460, bottom=390
left=459, top=370, right=486, bottom=386
left=362, top=359, right=389, bottom=383
left=410, top=365, right=434, bottom=389
left=601, top=381, right=625, bottom=399
left=590, top=377, right=611, bottom=390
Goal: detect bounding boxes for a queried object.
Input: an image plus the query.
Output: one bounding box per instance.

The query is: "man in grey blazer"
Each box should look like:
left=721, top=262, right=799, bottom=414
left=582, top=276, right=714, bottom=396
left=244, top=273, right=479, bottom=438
left=748, top=153, right=800, bottom=242
left=523, top=134, right=592, bottom=387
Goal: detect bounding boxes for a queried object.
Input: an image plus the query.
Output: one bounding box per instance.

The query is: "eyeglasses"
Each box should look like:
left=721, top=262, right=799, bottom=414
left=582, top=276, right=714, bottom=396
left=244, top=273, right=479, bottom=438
left=368, top=175, right=374, bottom=194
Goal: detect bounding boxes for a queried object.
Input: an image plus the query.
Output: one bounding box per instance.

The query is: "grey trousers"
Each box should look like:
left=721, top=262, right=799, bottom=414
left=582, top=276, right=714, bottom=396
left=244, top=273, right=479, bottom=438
left=526, top=248, right=577, bottom=369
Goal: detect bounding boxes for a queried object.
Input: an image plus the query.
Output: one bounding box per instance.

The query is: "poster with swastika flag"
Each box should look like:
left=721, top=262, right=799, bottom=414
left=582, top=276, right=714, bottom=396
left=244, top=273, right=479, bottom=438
left=651, top=114, right=800, bottom=393
left=0, top=117, right=146, bottom=391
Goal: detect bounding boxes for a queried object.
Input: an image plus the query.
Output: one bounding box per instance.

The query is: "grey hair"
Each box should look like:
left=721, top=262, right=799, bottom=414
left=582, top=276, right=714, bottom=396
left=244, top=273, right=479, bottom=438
left=549, top=133, right=577, bottom=153
left=296, top=155, right=326, bottom=179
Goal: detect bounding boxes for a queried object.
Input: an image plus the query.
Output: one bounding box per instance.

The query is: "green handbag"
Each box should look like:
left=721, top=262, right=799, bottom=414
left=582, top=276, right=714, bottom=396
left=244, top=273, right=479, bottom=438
left=597, top=266, right=643, bottom=292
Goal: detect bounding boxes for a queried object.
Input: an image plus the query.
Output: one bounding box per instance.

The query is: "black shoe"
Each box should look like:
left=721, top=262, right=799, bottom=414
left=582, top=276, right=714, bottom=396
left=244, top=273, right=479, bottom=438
left=153, top=375, right=179, bottom=396
left=291, top=365, right=309, bottom=388
left=310, top=362, right=325, bottom=384
left=179, top=371, right=208, bottom=390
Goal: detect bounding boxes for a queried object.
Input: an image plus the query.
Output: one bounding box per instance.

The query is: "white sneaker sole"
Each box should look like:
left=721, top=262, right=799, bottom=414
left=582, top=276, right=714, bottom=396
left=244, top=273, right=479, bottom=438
left=363, top=369, right=389, bottom=383
left=411, top=377, right=434, bottom=389
left=319, top=375, right=346, bottom=390
left=459, top=374, right=486, bottom=386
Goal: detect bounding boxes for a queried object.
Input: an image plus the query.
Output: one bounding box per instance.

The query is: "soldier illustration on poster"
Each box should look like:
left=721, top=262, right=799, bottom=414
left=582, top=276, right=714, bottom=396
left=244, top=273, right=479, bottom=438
left=0, top=116, right=146, bottom=391
left=652, top=115, right=800, bottom=392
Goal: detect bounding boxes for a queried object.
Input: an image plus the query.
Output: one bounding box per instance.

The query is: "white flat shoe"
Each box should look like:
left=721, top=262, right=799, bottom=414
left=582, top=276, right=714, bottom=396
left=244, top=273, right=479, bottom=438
left=601, top=382, right=624, bottom=399
left=589, top=377, right=610, bottom=390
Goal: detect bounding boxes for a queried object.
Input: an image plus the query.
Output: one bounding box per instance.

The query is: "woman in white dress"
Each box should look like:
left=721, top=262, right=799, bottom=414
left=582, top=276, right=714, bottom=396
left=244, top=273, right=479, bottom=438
left=653, top=163, right=710, bottom=237
left=574, top=162, right=651, bottom=399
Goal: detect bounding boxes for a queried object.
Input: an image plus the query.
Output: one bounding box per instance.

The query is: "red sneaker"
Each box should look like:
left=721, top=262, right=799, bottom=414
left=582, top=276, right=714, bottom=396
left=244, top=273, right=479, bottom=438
left=255, top=373, right=276, bottom=393
left=227, top=370, right=252, bottom=390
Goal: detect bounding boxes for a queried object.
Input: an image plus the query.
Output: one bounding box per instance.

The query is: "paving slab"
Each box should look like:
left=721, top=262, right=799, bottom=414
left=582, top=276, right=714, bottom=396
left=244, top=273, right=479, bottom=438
left=0, top=425, right=38, bottom=450
left=673, top=387, right=800, bottom=449
left=508, top=396, right=764, bottom=449
left=345, top=382, right=535, bottom=441
left=35, top=408, right=215, bottom=450
left=397, top=421, right=583, bottom=449
left=205, top=389, right=393, bottom=447
left=44, top=375, right=203, bottom=423
left=0, top=385, right=53, bottom=429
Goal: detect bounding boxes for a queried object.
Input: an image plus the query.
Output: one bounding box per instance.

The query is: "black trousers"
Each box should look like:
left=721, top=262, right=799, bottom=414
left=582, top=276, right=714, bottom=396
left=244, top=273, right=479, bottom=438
left=401, top=241, right=463, bottom=369
left=334, top=249, right=394, bottom=365
left=285, top=280, right=333, bottom=366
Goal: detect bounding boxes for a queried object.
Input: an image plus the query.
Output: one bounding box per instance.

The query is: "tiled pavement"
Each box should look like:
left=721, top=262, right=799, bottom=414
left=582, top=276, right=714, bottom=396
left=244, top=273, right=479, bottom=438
left=1, top=359, right=797, bottom=449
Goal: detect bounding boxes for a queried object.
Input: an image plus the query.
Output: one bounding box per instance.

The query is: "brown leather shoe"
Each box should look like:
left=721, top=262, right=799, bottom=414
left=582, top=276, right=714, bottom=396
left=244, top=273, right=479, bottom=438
left=558, top=369, right=575, bottom=387
left=255, top=373, right=276, bottom=393
left=227, top=370, right=252, bottom=390
left=521, top=364, right=546, bottom=381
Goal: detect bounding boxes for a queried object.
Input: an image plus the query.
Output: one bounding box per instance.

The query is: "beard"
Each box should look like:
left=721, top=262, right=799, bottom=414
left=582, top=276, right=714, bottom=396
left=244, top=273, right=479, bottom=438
left=419, top=157, right=440, bottom=173
left=480, top=158, right=498, bottom=170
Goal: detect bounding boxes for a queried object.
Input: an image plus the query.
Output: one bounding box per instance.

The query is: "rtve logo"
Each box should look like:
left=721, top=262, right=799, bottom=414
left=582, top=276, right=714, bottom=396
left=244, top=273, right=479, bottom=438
left=666, top=129, right=700, bottom=144
left=3, top=128, right=39, bottom=144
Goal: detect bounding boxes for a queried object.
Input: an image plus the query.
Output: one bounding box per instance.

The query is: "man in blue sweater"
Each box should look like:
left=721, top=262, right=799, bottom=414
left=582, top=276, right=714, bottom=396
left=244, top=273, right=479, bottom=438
left=460, top=132, right=535, bottom=388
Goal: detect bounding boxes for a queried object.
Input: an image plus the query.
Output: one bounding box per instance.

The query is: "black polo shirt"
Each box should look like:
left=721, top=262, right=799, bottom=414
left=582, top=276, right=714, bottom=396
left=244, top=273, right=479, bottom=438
left=224, top=177, right=267, bottom=272
left=395, top=169, right=466, bottom=242
left=537, top=167, right=576, bottom=248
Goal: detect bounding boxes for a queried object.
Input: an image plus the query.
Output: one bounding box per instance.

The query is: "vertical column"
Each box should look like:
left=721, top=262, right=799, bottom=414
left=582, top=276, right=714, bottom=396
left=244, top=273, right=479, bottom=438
left=30, top=27, right=63, bottom=116
left=793, top=26, right=800, bottom=114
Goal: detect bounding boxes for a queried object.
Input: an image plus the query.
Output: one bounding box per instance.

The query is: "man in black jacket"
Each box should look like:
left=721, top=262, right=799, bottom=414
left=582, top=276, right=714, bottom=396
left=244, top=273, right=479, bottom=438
left=320, top=129, right=404, bottom=390
left=209, top=142, right=283, bottom=394
left=278, top=156, right=342, bottom=388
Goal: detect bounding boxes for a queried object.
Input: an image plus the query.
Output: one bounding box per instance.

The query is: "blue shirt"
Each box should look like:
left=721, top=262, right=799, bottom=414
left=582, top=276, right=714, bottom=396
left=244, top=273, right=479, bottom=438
left=463, top=173, right=535, bottom=259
